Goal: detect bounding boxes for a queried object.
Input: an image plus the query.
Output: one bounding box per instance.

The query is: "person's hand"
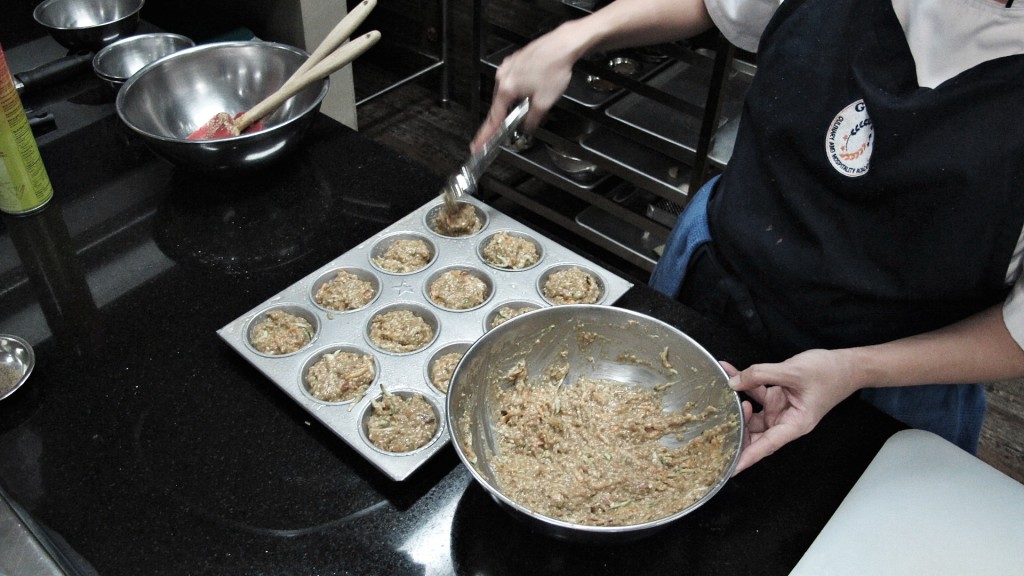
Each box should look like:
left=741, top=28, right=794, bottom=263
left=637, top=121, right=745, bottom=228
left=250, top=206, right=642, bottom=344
left=721, top=349, right=861, bottom=474
left=470, top=24, right=583, bottom=152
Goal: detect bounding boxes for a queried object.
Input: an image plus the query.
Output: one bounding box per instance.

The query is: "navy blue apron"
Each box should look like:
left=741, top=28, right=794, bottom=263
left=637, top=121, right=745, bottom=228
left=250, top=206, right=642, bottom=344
left=652, top=0, right=1024, bottom=451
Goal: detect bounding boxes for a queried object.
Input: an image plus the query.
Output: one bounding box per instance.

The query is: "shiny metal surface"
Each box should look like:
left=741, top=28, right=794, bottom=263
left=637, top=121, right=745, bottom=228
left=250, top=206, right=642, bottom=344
left=441, top=99, right=529, bottom=207
left=217, top=197, right=634, bottom=481
left=544, top=144, right=604, bottom=181
left=32, top=0, right=144, bottom=50
left=604, top=59, right=752, bottom=165
left=92, top=33, right=194, bottom=90
left=0, top=334, right=33, bottom=402
left=0, top=487, right=64, bottom=576
left=116, top=42, right=329, bottom=171
left=475, top=229, right=544, bottom=272
left=447, top=304, right=743, bottom=541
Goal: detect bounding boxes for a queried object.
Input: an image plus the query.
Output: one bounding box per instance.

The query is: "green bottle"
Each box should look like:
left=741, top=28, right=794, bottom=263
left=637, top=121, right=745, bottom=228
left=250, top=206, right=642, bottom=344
left=0, top=43, right=54, bottom=216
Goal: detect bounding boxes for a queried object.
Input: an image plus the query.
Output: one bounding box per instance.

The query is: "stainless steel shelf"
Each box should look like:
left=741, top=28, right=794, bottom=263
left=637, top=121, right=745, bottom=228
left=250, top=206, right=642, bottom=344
left=474, top=0, right=754, bottom=276
left=604, top=58, right=752, bottom=167
left=355, top=0, right=451, bottom=106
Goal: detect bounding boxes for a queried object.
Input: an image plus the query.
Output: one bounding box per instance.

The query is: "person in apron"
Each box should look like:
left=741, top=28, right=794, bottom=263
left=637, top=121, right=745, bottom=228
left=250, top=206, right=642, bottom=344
left=473, top=0, right=1024, bottom=473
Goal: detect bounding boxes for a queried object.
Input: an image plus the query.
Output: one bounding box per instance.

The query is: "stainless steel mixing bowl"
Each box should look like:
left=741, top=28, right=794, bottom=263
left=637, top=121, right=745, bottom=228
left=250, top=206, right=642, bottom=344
left=544, top=144, right=604, bottom=182
left=92, top=33, right=194, bottom=90
left=0, top=334, right=34, bottom=402
left=33, top=0, right=144, bottom=51
left=447, top=304, right=743, bottom=542
left=116, top=41, right=329, bottom=171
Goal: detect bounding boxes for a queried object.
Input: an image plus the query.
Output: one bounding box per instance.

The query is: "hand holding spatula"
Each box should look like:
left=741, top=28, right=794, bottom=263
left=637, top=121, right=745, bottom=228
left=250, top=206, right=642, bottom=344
left=188, top=0, right=379, bottom=140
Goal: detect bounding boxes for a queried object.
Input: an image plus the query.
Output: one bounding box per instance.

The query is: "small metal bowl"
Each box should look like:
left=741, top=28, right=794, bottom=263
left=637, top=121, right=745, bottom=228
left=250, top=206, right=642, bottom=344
left=585, top=56, right=641, bottom=93
left=447, top=305, right=743, bottom=542
left=116, top=41, right=329, bottom=171
left=0, top=335, right=34, bottom=402
left=33, top=0, right=144, bottom=51
left=544, top=144, right=603, bottom=182
left=607, top=56, right=640, bottom=76
left=93, top=33, right=195, bottom=91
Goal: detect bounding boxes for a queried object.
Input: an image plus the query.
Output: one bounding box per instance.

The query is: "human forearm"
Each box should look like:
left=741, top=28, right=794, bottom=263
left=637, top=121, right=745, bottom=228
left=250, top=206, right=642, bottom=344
left=726, top=303, right=1024, bottom=472
left=561, top=0, right=715, bottom=58
left=472, top=0, right=714, bottom=149
left=839, top=304, right=1024, bottom=391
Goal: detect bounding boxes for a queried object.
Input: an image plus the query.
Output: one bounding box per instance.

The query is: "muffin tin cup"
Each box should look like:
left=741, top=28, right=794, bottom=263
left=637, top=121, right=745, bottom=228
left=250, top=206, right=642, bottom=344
left=422, top=266, right=495, bottom=313
left=424, top=201, right=489, bottom=238
left=299, top=344, right=380, bottom=406
left=369, top=232, right=438, bottom=275
left=477, top=229, right=545, bottom=272
left=358, top=388, right=446, bottom=456
left=218, top=196, right=632, bottom=481
left=425, top=341, right=472, bottom=395
left=243, top=304, right=321, bottom=358
left=364, top=302, right=441, bottom=356
left=537, top=263, right=608, bottom=306
left=309, top=266, right=382, bottom=314
left=483, top=300, right=544, bottom=332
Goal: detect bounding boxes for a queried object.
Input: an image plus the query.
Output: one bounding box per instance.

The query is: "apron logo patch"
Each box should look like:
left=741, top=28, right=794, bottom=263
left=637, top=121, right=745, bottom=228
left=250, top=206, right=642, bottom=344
left=825, top=99, right=873, bottom=177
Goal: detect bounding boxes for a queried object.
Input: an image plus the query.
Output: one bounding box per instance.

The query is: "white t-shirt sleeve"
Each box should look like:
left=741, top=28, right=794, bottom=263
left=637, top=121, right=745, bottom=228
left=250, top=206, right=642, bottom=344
left=1003, top=226, right=1024, bottom=351
left=704, top=0, right=783, bottom=53
left=1003, top=283, right=1024, bottom=351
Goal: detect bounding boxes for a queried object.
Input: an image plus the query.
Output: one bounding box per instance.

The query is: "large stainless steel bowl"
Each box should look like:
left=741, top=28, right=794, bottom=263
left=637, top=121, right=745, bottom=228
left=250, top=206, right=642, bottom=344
left=447, top=304, right=743, bottom=542
left=116, top=42, right=329, bottom=171
left=33, top=0, right=144, bottom=51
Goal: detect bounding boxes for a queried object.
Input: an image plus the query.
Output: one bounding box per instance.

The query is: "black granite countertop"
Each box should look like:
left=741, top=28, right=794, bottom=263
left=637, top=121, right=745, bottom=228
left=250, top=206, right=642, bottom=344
left=0, top=29, right=904, bottom=576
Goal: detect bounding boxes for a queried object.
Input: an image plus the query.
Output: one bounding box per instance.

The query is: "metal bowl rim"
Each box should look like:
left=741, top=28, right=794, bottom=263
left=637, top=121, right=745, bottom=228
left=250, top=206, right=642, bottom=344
left=92, top=32, right=195, bottom=79
left=445, top=304, right=744, bottom=535
left=0, top=333, right=35, bottom=402
left=33, top=0, right=146, bottom=31
left=115, top=41, right=328, bottom=144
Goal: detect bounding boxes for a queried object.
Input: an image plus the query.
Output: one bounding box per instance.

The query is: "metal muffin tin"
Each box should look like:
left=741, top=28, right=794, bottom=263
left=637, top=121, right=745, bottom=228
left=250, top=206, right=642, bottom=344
left=217, top=196, right=633, bottom=481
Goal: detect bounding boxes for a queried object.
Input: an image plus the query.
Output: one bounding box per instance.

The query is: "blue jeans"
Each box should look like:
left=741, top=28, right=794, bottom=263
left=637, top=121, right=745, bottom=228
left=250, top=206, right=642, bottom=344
left=860, top=384, right=985, bottom=453
left=649, top=176, right=716, bottom=298
left=648, top=176, right=986, bottom=453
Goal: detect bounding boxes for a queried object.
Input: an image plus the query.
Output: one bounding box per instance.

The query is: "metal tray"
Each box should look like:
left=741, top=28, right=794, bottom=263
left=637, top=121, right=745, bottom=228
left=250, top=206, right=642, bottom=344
left=217, top=196, right=633, bottom=481
left=604, top=59, right=752, bottom=164
left=500, top=141, right=612, bottom=190
left=581, top=125, right=692, bottom=194
left=483, top=44, right=669, bottom=109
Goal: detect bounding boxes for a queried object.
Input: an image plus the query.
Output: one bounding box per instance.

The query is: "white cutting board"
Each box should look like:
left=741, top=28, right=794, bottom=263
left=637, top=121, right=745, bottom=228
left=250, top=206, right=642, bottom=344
left=789, top=429, right=1024, bottom=576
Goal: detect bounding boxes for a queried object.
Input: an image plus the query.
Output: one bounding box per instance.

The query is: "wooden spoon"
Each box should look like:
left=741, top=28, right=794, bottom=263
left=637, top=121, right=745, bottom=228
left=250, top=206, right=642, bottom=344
left=282, top=0, right=377, bottom=90
left=187, top=30, right=381, bottom=140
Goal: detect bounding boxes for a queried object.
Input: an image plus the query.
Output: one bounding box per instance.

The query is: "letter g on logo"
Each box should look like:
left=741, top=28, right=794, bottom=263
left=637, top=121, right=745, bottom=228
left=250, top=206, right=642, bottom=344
left=825, top=99, right=873, bottom=177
